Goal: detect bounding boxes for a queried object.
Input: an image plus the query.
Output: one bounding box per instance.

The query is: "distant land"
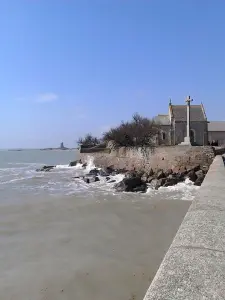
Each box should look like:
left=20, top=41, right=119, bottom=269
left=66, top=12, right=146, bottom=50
left=7, top=143, right=79, bottom=151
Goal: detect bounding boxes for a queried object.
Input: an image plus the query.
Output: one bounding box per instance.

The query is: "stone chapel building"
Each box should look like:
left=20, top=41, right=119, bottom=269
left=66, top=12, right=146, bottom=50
left=154, top=97, right=225, bottom=146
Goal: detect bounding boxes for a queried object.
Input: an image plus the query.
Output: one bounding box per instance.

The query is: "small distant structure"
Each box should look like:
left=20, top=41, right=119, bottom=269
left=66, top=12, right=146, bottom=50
left=59, top=142, right=68, bottom=150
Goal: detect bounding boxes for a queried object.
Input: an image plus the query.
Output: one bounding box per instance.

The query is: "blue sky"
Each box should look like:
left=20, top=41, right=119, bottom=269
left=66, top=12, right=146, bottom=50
left=1, top=0, right=225, bottom=148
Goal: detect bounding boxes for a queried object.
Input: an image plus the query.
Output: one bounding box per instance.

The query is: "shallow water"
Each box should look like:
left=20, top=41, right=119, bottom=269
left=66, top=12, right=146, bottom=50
left=0, top=150, right=197, bottom=300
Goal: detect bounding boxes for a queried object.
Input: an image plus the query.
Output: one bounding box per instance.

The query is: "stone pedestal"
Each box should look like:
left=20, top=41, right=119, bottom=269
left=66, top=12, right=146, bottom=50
left=179, top=136, right=192, bottom=146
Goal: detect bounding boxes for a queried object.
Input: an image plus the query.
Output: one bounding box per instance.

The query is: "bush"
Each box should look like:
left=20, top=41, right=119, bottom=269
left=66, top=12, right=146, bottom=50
left=77, top=133, right=101, bottom=147
left=102, top=113, right=161, bottom=148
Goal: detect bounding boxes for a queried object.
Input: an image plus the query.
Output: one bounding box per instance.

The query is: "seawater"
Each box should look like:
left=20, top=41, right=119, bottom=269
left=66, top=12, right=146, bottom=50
left=0, top=149, right=198, bottom=300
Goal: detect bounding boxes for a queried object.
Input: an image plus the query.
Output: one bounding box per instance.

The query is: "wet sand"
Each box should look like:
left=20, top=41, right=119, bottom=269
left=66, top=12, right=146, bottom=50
left=0, top=195, right=191, bottom=300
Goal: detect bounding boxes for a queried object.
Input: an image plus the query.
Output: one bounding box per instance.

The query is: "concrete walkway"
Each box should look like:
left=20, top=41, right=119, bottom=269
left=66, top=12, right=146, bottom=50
left=144, top=155, right=225, bottom=300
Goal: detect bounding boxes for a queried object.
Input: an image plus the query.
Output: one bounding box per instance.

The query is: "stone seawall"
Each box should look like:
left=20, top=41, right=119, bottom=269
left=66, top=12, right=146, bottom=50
left=79, top=146, right=215, bottom=172
left=143, top=155, right=225, bottom=299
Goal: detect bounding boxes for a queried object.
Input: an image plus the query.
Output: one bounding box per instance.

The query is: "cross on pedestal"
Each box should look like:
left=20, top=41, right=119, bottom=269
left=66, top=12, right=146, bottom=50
left=179, top=96, right=193, bottom=146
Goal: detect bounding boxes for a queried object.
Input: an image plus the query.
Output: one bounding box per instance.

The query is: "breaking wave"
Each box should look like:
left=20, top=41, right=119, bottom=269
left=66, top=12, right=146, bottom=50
left=0, top=156, right=199, bottom=200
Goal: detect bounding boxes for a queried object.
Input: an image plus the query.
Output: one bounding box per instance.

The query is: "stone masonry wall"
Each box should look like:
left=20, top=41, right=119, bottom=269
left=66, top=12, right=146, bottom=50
left=79, top=146, right=215, bottom=172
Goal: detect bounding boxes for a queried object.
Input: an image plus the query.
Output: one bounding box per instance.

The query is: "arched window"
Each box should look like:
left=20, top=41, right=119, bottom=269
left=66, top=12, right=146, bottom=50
left=161, top=131, right=166, bottom=141
left=190, top=129, right=195, bottom=143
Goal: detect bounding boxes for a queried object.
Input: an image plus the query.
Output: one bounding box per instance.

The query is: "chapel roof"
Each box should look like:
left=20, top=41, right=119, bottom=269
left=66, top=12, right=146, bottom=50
left=171, top=104, right=207, bottom=122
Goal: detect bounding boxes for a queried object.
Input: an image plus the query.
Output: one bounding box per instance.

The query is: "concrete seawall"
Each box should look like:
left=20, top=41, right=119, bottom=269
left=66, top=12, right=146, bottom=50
left=143, top=155, right=225, bottom=300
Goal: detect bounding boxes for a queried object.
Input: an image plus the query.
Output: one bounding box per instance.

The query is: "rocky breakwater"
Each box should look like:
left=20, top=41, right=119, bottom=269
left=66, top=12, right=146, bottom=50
left=35, top=159, right=209, bottom=193
left=79, top=163, right=209, bottom=193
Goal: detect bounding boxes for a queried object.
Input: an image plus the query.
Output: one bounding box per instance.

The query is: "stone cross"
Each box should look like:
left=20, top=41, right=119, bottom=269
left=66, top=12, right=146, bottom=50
left=185, top=96, right=193, bottom=140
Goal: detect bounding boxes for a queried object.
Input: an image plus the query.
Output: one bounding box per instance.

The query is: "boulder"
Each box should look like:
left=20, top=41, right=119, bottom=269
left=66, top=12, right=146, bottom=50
left=132, top=184, right=147, bottom=193
left=164, top=169, right=173, bottom=177
left=195, top=170, right=204, bottom=178
left=148, top=168, right=154, bottom=176
left=149, top=178, right=165, bottom=190
left=83, top=176, right=100, bottom=184
left=36, top=165, right=55, bottom=172
left=147, top=176, right=154, bottom=183
left=156, top=170, right=165, bottom=180
left=69, top=159, right=81, bottom=167
left=141, top=173, right=148, bottom=183
left=88, top=169, right=99, bottom=176
left=114, top=177, right=146, bottom=192
left=82, top=163, right=87, bottom=168
left=163, top=177, right=178, bottom=187
left=187, top=170, right=198, bottom=182
left=107, top=179, right=116, bottom=183
left=98, top=169, right=108, bottom=177
left=125, top=171, right=138, bottom=179
left=194, top=176, right=205, bottom=186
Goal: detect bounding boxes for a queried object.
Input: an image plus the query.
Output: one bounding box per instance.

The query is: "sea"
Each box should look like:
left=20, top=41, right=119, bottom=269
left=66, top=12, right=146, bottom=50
left=0, top=149, right=199, bottom=300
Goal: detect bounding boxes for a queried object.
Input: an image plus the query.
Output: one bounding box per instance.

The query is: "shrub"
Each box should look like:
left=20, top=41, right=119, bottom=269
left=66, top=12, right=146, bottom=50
left=102, top=113, right=161, bottom=148
left=77, top=133, right=101, bottom=147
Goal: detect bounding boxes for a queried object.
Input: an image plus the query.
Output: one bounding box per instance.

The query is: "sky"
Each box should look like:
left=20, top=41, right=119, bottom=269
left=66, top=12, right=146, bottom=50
left=1, top=0, right=225, bottom=148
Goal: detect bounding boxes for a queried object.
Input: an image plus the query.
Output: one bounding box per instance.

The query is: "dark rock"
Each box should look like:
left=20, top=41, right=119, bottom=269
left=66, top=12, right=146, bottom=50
left=107, top=179, right=116, bottom=183
left=111, top=171, right=119, bottom=176
left=88, top=169, right=99, bottom=176
left=164, top=169, right=173, bottom=177
left=195, top=170, right=204, bottom=178
left=82, top=163, right=87, bottom=168
left=132, top=184, right=147, bottom=193
left=187, top=170, right=198, bottom=182
left=114, top=177, right=146, bottom=192
left=106, top=176, right=111, bottom=181
left=147, top=176, right=154, bottom=183
left=156, top=170, right=165, bottom=180
left=193, top=165, right=200, bottom=172
left=83, top=176, right=100, bottom=184
left=163, top=178, right=178, bottom=187
left=141, top=173, right=148, bottom=183
left=194, top=176, right=205, bottom=186
left=125, top=171, right=138, bottom=179
left=36, top=165, right=55, bottom=172
left=72, top=176, right=80, bottom=179
left=69, top=159, right=81, bottom=167
left=148, top=168, right=154, bottom=176
left=98, top=169, right=108, bottom=177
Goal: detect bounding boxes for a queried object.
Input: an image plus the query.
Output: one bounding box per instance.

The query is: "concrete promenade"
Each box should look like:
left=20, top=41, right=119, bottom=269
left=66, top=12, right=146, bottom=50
left=143, top=155, right=225, bottom=300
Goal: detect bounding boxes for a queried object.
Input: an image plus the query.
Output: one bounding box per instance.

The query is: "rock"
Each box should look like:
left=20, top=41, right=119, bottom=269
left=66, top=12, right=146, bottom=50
left=125, top=171, right=138, bottom=179
left=187, top=170, right=198, bottom=182
left=193, top=165, right=200, bottom=172
left=107, top=179, right=116, bottom=183
left=149, top=178, right=165, bottom=190
left=147, top=176, right=154, bottom=183
left=141, top=173, right=148, bottom=183
left=82, top=163, right=87, bottom=168
left=83, top=176, right=100, bottom=184
left=175, top=173, right=185, bottom=183
left=156, top=170, right=165, bottom=180
left=106, top=176, right=111, bottom=181
left=98, top=169, right=108, bottom=176
left=36, top=165, right=55, bottom=172
left=132, top=184, right=147, bottom=193
left=88, top=169, right=99, bottom=176
left=195, top=170, right=204, bottom=178
left=114, top=177, right=146, bottom=192
left=69, top=160, right=81, bottom=167
left=148, top=168, right=154, bottom=176
left=163, top=177, right=178, bottom=187
left=194, top=176, right=205, bottom=186
left=72, top=176, right=80, bottom=179
left=164, top=169, right=173, bottom=177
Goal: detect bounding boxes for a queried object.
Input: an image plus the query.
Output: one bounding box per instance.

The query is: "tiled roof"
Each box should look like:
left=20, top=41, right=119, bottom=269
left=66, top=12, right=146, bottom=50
left=208, top=121, right=225, bottom=132
left=154, top=115, right=170, bottom=125
left=171, top=105, right=206, bottom=121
